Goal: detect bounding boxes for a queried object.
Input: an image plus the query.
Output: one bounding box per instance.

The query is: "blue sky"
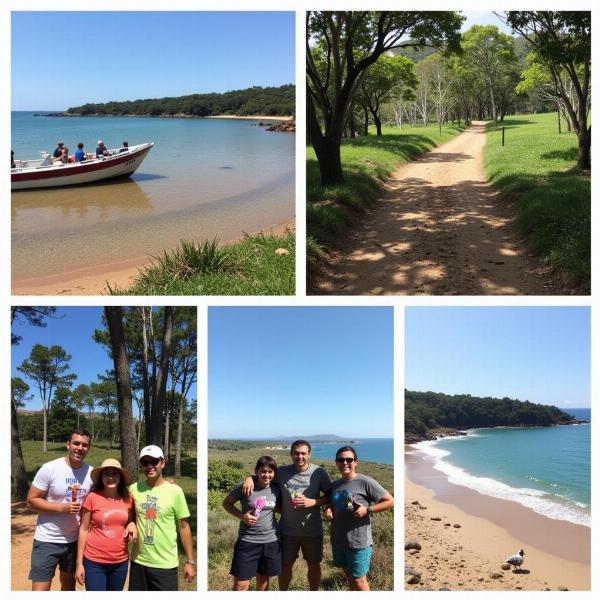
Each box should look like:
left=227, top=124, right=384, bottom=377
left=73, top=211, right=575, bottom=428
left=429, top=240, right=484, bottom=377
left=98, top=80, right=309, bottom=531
left=208, top=307, right=394, bottom=439
left=462, top=11, right=512, bottom=34
left=12, top=12, right=295, bottom=111
left=11, top=307, right=196, bottom=410
left=405, top=307, right=590, bottom=409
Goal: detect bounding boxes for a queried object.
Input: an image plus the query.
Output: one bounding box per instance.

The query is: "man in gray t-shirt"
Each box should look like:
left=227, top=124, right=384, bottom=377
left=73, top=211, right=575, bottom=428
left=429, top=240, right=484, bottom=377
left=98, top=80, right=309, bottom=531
left=243, top=440, right=331, bottom=590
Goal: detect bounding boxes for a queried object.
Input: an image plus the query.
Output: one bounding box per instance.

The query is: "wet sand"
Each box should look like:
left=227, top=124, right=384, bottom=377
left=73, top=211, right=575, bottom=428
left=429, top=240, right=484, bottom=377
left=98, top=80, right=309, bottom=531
left=405, top=449, right=590, bottom=590
left=12, top=218, right=294, bottom=295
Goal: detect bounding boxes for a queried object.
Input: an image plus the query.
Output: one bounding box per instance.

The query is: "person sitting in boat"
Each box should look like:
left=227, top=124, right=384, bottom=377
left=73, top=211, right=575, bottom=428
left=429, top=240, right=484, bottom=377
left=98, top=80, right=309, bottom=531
left=119, top=141, right=129, bottom=153
left=53, top=147, right=69, bottom=165
left=96, top=140, right=109, bottom=158
left=11, top=150, right=16, bottom=169
left=52, top=141, right=65, bottom=160
left=75, top=143, right=87, bottom=162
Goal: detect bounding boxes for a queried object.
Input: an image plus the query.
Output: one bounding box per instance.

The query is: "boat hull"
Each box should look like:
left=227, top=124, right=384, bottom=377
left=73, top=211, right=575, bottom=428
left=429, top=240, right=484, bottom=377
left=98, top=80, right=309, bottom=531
left=11, top=143, right=154, bottom=190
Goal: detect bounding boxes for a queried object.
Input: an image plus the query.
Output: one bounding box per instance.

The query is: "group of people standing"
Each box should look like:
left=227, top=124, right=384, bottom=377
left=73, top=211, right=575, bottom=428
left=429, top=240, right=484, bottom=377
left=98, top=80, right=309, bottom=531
left=27, top=428, right=195, bottom=591
left=223, top=440, right=394, bottom=592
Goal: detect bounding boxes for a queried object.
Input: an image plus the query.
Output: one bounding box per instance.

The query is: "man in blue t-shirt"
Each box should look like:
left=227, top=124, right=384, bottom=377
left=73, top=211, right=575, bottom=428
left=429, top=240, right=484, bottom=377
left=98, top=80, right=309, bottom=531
left=74, top=143, right=86, bottom=162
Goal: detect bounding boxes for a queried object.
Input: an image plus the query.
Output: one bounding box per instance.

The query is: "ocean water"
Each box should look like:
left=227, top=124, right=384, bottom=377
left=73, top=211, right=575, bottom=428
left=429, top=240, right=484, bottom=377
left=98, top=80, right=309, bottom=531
left=310, top=438, right=393, bottom=465
left=11, top=111, right=294, bottom=283
left=412, top=412, right=590, bottom=527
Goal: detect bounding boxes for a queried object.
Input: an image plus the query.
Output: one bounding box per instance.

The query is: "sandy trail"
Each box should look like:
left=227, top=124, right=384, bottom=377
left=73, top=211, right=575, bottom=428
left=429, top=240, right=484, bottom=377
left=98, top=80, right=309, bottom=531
left=311, top=122, right=565, bottom=295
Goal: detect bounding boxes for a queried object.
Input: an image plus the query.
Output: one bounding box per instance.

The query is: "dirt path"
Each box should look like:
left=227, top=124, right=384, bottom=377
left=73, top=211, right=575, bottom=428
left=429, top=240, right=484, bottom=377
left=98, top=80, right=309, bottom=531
left=11, top=502, right=63, bottom=591
left=310, top=122, right=566, bottom=295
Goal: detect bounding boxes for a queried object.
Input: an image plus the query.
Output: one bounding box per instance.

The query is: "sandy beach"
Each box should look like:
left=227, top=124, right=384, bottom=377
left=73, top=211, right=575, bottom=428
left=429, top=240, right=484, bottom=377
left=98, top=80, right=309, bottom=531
left=12, top=218, right=294, bottom=295
left=405, top=450, right=590, bottom=591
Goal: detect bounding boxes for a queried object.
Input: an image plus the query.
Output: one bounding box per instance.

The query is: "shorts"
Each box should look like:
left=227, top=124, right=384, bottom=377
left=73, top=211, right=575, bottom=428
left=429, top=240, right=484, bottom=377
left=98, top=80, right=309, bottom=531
left=281, top=534, right=323, bottom=564
left=128, top=561, right=178, bottom=591
left=331, top=544, right=373, bottom=578
left=230, top=539, right=281, bottom=581
left=29, top=540, right=78, bottom=582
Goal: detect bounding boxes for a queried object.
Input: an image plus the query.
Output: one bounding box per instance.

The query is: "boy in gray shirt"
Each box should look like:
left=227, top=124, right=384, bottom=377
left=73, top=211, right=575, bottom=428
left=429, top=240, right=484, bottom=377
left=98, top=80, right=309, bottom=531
left=223, top=456, right=282, bottom=591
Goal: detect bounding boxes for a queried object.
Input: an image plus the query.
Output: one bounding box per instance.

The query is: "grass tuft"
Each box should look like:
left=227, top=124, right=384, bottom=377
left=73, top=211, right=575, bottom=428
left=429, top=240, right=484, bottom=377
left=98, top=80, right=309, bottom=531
left=110, top=230, right=295, bottom=296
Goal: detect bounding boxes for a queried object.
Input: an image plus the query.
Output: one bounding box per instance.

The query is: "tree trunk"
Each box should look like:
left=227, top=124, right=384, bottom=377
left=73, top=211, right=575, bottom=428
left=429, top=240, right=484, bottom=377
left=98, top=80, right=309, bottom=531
left=43, top=406, right=48, bottom=452
left=174, top=372, right=187, bottom=479
left=370, top=110, right=382, bottom=136
left=104, top=306, right=139, bottom=478
left=141, top=307, right=151, bottom=445
left=307, top=92, right=345, bottom=186
left=577, top=127, right=591, bottom=170
left=11, top=400, right=29, bottom=500
left=557, top=106, right=562, bottom=134
left=149, top=308, right=174, bottom=446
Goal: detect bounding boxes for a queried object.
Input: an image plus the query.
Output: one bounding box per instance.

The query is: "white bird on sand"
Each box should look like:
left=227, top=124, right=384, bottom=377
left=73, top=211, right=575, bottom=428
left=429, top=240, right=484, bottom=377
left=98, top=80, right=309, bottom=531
left=505, top=549, right=525, bottom=571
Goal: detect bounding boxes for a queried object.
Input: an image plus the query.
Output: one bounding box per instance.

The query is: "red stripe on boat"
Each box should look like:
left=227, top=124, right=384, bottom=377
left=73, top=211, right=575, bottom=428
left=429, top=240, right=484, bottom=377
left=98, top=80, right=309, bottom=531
left=11, top=148, right=147, bottom=182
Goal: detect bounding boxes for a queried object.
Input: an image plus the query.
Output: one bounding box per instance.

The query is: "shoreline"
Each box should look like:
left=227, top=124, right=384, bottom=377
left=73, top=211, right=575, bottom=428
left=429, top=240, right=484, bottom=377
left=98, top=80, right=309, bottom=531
left=37, top=112, right=293, bottom=121
left=405, top=449, right=590, bottom=590
left=12, top=217, right=295, bottom=296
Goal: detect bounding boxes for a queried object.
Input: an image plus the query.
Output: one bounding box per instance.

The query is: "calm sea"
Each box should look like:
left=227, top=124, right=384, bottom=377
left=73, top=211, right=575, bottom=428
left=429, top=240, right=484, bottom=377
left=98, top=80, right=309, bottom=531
left=11, top=111, right=294, bottom=282
left=412, top=409, right=590, bottom=527
left=310, top=438, right=394, bottom=465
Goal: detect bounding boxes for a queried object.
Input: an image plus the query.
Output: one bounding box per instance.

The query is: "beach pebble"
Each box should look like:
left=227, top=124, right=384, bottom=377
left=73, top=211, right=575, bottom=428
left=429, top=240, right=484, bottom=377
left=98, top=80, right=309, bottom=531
left=438, top=587, right=451, bottom=591
left=558, top=586, right=569, bottom=591
left=275, top=248, right=289, bottom=256
left=500, top=563, right=511, bottom=570
left=430, top=517, right=442, bottom=521
left=405, top=540, right=422, bottom=551
left=453, top=523, right=461, bottom=528
left=405, top=566, right=421, bottom=585
left=411, top=500, right=420, bottom=505
left=408, top=549, right=419, bottom=555
left=419, top=505, right=428, bottom=509
left=477, top=578, right=484, bottom=582
left=444, top=522, right=451, bottom=526
left=489, top=572, right=504, bottom=579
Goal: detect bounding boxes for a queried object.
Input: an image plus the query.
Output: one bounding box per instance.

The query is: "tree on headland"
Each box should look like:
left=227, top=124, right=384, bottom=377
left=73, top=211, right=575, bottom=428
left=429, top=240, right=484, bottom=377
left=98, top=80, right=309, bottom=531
left=91, top=378, right=118, bottom=449
left=306, top=11, right=464, bottom=185
left=498, top=11, right=591, bottom=169
left=17, top=344, right=76, bottom=452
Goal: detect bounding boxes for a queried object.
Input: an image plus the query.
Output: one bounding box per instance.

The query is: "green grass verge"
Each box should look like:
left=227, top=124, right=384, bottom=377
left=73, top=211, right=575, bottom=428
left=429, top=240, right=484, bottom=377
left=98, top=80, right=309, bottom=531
left=15, top=440, right=197, bottom=591
left=307, top=123, right=467, bottom=265
left=484, top=113, right=590, bottom=290
left=207, top=445, right=394, bottom=591
left=110, top=231, right=295, bottom=296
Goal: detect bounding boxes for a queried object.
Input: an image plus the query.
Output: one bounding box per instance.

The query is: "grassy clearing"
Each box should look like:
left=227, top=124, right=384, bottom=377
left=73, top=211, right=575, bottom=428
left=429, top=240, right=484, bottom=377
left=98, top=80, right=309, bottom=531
left=110, top=230, right=295, bottom=296
left=16, top=440, right=197, bottom=591
left=307, top=123, right=467, bottom=264
left=207, top=445, right=394, bottom=591
left=484, top=113, right=590, bottom=291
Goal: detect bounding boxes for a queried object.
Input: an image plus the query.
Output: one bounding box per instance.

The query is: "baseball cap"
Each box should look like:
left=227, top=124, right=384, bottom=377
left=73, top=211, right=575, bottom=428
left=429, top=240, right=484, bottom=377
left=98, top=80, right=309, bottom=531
left=139, top=445, right=164, bottom=460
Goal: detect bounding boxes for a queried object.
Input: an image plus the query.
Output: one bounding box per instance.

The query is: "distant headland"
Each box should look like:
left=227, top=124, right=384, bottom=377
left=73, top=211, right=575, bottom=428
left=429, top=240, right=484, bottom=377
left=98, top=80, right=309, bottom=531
left=405, top=390, right=586, bottom=443
left=33, top=84, right=295, bottom=119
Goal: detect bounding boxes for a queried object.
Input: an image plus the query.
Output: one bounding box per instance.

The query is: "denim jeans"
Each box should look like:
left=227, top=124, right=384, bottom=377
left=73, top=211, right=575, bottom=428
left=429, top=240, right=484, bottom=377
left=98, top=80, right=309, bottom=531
left=83, top=557, right=129, bottom=591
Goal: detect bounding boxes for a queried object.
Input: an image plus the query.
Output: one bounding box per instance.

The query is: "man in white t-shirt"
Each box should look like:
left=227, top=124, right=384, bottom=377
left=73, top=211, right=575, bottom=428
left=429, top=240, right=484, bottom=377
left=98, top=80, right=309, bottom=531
left=26, top=428, right=93, bottom=591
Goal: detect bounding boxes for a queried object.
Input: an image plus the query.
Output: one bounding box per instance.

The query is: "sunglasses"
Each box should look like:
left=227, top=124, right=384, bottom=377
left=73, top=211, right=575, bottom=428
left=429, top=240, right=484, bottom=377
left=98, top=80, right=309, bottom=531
left=140, top=458, right=161, bottom=467
left=336, top=457, right=355, bottom=464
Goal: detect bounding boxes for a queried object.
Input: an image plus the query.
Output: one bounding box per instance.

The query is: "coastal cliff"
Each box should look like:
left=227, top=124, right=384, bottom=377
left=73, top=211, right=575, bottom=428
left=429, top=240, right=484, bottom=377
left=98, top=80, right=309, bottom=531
left=405, top=390, right=584, bottom=443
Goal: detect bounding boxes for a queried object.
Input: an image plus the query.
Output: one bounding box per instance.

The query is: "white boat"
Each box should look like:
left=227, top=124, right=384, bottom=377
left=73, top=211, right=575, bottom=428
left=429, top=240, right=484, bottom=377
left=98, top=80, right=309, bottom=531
left=11, top=142, right=154, bottom=190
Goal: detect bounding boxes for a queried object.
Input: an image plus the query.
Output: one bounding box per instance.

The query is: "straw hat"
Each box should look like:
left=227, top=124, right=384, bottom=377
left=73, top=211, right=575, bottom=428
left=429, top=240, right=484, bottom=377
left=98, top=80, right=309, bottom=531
left=90, top=458, right=133, bottom=486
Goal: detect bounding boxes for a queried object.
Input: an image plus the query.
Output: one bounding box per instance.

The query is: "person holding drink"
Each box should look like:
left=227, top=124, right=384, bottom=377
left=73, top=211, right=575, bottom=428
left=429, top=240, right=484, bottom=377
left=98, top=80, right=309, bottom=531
left=26, top=429, right=93, bottom=591
left=223, top=456, right=282, bottom=591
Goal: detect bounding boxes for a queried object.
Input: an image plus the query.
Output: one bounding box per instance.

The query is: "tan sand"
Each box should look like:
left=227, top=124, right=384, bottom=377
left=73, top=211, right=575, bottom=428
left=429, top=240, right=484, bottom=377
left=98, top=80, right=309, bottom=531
left=405, top=452, right=590, bottom=591
left=207, top=115, right=293, bottom=121
left=12, top=218, right=295, bottom=296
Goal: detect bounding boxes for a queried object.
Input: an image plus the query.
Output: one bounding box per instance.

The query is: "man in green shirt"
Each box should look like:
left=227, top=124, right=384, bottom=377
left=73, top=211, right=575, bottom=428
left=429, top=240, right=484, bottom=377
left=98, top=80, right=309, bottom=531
left=129, top=445, right=195, bottom=590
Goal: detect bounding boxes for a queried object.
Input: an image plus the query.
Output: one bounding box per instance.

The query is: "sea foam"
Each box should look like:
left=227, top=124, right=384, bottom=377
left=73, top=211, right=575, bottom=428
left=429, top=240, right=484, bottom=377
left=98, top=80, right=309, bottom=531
left=411, top=436, right=591, bottom=528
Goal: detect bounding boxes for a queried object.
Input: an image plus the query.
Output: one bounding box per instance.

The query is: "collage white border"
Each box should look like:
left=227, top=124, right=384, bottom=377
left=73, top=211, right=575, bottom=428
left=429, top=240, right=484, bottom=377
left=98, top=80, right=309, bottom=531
left=1, top=0, right=596, bottom=596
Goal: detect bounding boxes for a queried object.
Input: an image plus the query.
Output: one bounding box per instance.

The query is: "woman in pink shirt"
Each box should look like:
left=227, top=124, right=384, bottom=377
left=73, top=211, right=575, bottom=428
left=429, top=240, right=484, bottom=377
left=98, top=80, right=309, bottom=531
left=75, top=459, right=136, bottom=590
